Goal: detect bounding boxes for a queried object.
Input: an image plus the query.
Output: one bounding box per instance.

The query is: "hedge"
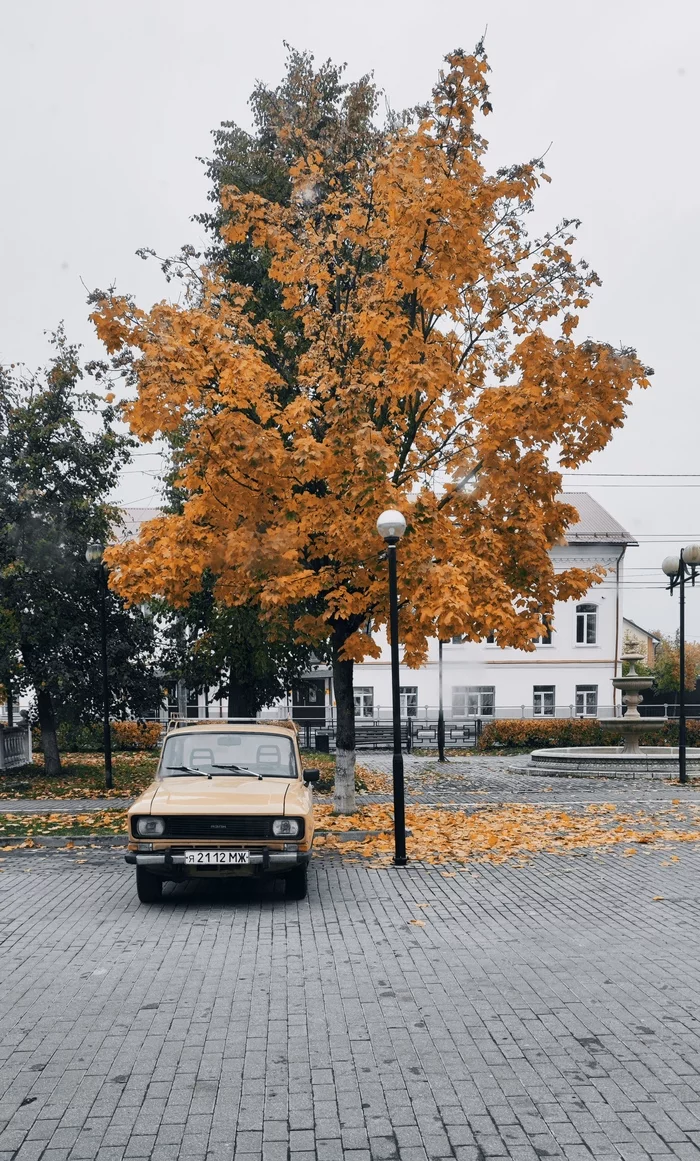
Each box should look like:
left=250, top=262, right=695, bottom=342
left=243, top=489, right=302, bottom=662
left=477, top=717, right=700, bottom=752
left=33, top=720, right=163, bottom=753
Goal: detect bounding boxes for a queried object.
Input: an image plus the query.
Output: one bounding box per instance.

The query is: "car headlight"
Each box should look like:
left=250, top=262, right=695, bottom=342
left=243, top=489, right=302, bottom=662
left=135, top=816, right=166, bottom=837
left=272, top=818, right=301, bottom=837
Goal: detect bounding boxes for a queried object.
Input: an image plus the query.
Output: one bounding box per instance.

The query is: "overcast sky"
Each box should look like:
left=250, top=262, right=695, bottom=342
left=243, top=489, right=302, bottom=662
left=2, top=0, right=699, bottom=637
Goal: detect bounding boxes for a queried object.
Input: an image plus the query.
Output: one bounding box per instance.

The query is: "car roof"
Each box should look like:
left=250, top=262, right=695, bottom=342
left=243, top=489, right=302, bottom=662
left=164, top=722, right=299, bottom=739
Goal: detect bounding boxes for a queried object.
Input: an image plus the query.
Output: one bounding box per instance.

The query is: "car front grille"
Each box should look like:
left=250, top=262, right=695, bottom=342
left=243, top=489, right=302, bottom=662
left=131, top=815, right=305, bottom=841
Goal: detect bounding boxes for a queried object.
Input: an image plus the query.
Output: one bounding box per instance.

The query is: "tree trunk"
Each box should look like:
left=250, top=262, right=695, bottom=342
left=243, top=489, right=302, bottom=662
left=36, top=688, right=61, bottom=776
left=332, top=632, right=356, bottom=814
left=228, top=678, right=257, bottom=719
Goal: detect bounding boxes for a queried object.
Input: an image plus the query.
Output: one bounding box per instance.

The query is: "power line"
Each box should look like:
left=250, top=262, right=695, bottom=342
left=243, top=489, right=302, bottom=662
left=563, top=473, right=700, bottom=478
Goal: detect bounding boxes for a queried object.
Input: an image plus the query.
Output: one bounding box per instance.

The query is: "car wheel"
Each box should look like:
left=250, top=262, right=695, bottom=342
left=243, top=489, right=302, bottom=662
left=136, top=867, right=163, bottom=903
left=286, top=865, right=308, bottom=900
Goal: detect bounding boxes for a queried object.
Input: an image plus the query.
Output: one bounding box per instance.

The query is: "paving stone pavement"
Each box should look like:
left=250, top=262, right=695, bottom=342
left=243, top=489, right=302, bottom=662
left=2, top=841, right=700, bottom=1159
left=0, top=799, right=133, bottom=814
left=356, top=755, right=700, bottom=809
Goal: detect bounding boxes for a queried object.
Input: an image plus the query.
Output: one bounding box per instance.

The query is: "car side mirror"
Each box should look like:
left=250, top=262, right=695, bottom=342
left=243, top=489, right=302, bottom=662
left=303, top=768, right=320, bottom=784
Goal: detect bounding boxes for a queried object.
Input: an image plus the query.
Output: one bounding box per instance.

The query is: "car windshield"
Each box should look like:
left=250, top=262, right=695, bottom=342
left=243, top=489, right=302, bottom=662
left=160, top=731, right=298, bottom=779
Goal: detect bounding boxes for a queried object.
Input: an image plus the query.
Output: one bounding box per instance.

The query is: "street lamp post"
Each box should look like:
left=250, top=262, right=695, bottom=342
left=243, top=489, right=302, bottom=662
left=377, top=509, right=408, bottom=867
left=661, top=544, right=700, bottom=784
left=437, top=639, right=446, bottom=762
left=86, top=541, right=113, bottom=790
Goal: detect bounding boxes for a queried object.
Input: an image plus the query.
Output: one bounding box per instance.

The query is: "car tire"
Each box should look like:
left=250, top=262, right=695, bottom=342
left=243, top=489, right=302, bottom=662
left=136, top=867, right=163, bottom=903
left=285, top=865, right=308, bottom=900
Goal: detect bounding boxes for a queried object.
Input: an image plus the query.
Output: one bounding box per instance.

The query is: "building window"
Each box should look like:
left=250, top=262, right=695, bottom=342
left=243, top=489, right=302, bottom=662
left=452, top=686, right=495, bottom=718
left=353, top=686, right=374, bottom=718
left=576, top=604, right=598, bottom=645
left=400, top=686, right=418, bottom=718
left=450, top=635, right=465, bottom=644
left=533, top=619, right=553, bottom=645
left=576, top=685, right=598, bottom=717
left=533, top=685, right=555, bottom=716
left=485, top=631, right=496, bottom=644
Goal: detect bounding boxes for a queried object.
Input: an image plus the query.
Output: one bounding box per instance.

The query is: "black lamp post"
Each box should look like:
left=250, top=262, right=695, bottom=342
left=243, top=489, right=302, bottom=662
left=437, top=639, right=446, bottom=763
left=86, top=541, right=113, bottom=789
left=662, top=544, right=700, bottom=784
left=377, top=509, right=408, bottom=867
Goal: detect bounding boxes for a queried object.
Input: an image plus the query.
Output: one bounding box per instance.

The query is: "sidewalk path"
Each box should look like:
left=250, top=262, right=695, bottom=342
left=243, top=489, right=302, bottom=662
left=0, top=797, right=132, bottom=813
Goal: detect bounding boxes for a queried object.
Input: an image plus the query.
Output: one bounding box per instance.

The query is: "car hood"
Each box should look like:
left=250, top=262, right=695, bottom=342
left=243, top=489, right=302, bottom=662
left=146, top=776, right=292, bottom=815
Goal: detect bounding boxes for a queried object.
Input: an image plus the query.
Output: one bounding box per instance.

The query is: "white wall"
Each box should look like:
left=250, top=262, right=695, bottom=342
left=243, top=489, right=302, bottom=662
left=352, top=543, right=626, bottom=719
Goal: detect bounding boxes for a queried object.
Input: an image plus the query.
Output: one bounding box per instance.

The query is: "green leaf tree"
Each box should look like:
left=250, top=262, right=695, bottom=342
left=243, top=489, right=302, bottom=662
left=0, top=332, right=162, bottom=773
left=160, top=577, right=319, bottom=718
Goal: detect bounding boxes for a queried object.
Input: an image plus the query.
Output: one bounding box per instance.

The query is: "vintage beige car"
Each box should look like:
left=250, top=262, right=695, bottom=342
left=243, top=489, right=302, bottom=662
left=125, top=721, right=319, bottom=902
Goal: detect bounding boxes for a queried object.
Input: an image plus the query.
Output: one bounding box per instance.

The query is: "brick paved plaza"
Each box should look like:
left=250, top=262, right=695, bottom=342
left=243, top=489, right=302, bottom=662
left=2, top=759, right=700, bottom=1160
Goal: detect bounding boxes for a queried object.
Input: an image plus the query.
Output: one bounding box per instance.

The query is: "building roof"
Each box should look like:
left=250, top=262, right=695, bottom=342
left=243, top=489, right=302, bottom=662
left=559, top=492, right=637, bottom=546
left=623, top=617, right=662, bottom=643
left=119, top=494, right=636, bottom=547
left=116, top=508, right=162, bottom=542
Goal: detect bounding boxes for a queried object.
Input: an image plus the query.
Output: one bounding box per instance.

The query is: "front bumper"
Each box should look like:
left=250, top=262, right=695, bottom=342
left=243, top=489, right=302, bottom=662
left=125, top=849, right=310, bottom=873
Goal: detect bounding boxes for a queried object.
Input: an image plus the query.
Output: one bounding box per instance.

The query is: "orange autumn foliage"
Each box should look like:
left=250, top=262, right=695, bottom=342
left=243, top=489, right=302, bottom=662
left=313, top=803, right=700, bottom=866
left=91, top=48, right=650, bottom=674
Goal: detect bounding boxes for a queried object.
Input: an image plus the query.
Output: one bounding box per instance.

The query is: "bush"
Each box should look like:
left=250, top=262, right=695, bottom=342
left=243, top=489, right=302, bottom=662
left=32, top=720, right=163, bottom=753
left=477, top=718, right=614, bottom=751
left=477, top=716, right=700, bottom=752
left=111, top=721, right=163, bottom=750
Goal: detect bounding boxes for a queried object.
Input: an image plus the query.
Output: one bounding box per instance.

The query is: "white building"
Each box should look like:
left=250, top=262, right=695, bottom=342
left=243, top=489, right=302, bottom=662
left=293, top=492, right=635, bottom=727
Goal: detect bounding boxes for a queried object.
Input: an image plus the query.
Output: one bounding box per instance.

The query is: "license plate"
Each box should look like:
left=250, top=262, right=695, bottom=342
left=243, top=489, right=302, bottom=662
left=184, top=850, right=250, bottom=865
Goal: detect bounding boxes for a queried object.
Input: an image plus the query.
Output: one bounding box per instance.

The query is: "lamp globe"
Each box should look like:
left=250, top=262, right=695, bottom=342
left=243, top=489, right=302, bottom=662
left=85, top=541, right=104, bottom=565
left=376, top=510, right=407, bottom=541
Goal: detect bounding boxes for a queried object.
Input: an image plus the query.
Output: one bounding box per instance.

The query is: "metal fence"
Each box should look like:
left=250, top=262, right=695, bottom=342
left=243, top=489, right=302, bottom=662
left=290, top=717, right=482, bottom=751
left=275, top=703, right=700, bottom=723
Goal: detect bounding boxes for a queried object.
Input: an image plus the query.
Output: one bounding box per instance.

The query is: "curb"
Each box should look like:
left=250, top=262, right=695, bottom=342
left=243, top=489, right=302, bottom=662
left=0, top=836, right=127, bottom=850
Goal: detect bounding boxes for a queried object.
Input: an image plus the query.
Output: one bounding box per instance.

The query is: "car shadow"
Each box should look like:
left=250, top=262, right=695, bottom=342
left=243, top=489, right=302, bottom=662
left=154, top=875, right=298, bottom=907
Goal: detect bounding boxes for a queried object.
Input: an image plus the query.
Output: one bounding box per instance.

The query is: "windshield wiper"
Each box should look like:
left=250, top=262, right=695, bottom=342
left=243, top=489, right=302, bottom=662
left=211, top=764, right=263, bottom=781
left=165, top=766, right=213, bottom=779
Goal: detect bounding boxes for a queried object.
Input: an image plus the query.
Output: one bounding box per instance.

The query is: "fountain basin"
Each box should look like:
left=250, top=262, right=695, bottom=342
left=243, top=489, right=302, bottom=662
left=522, top=746, right=700, bottom=779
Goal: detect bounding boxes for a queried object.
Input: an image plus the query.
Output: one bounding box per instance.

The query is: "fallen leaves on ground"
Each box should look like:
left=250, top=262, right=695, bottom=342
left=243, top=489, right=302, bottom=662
left=314, top=763, right=392, bottom=797
left=0, top=753, right=157, bottom=799
left=0, top=811, right=127, bottom=838
left=313, top=803, right=700, bottom=866
left=355, top=766, right=392, bottom=795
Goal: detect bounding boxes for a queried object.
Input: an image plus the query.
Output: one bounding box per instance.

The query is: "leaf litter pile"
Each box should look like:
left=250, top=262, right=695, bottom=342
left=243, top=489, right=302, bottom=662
left=0, top=811, right=127, bottom=840
left=314, top=801, right=700, bottom=866
left=3, top=801, right=700, bottom=866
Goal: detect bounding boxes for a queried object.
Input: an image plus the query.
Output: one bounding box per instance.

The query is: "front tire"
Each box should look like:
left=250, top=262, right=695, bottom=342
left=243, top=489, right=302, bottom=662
left=286, top=865, right=308, bottom=900
left=136, top=867, right=163, bottom=903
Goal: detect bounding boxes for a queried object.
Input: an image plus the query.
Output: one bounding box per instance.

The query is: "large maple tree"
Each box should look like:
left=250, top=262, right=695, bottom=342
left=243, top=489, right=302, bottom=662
left=92, top=47, right=650, bottom=810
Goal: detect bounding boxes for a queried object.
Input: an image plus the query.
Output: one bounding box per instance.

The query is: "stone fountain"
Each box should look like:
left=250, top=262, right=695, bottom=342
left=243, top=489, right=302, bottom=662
left=600, top=652, right=665, bottom=753
left=524, top=652, right=700, bottom=778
